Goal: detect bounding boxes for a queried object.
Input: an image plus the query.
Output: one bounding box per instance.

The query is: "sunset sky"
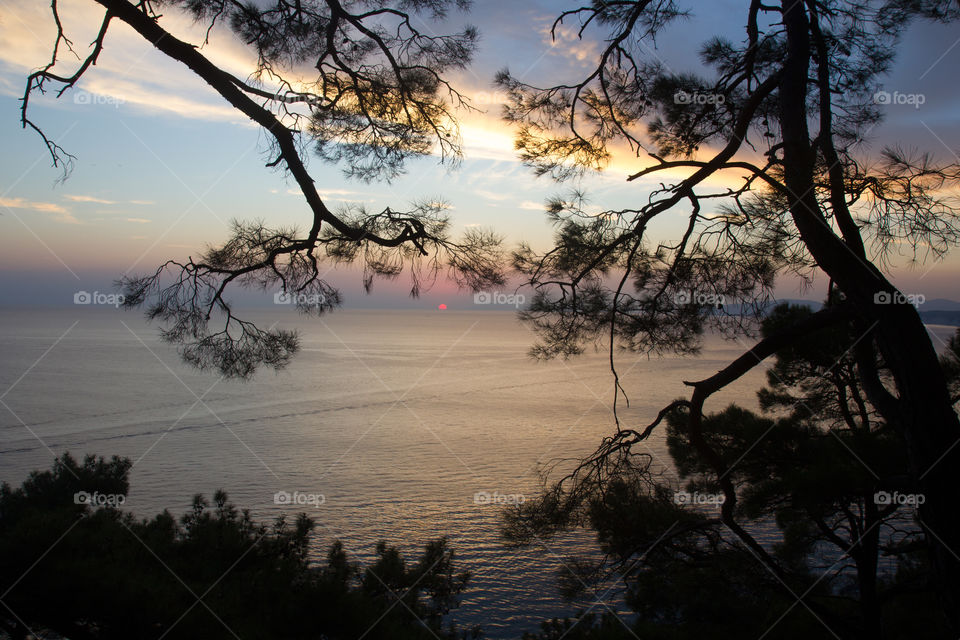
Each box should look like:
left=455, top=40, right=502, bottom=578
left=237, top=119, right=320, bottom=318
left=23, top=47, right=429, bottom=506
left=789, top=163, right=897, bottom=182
left=2, top=0, right=959, bottom=309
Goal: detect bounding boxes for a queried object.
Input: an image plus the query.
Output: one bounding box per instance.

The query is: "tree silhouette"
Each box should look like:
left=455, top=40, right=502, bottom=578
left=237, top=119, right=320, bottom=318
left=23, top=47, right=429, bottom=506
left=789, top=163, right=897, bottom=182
left=0, top=453, right=478, bottom=639
left=505, top=306, right=954, bottom=639
left=497, top=0, right=960, bottom=628
left=22, top=0, right=504, bottom=378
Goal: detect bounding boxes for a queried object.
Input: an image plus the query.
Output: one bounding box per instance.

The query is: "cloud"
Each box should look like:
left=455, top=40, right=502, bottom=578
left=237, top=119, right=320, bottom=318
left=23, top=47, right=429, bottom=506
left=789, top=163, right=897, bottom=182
left=125, top=218, right=151, bottom=224
left=2, top=0, right=529, bottom=166
left=0, top=197, right=68, bottom=214
left=0, top=0, right=772, bottom=206
left=0, top=196, right=79, bottom=224
left=458, top=117, right=520, bottom=163
left=75, top=75, right=240, bottom=123
left=548, top=23, right=603, bottom=63
left=519, top=200, right=544, bottom=210
left=0, top=0, right=260, bottom=123
left=314, top=188, right=366, bottom=197
left=64, top=194, right=116, bottom=204
left=305, top=187, right=378, bottom=203
left=473, top=188, right=512, bottom=202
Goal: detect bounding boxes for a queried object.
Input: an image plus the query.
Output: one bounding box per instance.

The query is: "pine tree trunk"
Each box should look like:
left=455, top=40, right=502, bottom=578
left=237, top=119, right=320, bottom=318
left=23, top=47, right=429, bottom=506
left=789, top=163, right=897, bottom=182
left=858, top=500, right=882, bottom=640
left=779, top=1, right=960, bottom=631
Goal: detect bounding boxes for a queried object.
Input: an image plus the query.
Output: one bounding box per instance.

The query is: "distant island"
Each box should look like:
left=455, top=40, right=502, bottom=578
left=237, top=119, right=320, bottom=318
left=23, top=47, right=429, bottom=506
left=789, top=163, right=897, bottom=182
left=764, top=299, right=960, bottom=327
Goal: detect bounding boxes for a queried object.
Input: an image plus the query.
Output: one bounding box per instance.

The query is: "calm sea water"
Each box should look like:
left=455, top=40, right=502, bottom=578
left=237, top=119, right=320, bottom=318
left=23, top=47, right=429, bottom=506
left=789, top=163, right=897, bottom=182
left=1, top=307, right=953, bottom=637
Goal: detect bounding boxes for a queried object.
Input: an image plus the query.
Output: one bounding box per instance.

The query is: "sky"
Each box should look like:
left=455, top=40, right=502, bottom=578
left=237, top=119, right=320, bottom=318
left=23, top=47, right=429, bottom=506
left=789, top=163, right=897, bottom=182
left=1, top=0, right=959, bottom=310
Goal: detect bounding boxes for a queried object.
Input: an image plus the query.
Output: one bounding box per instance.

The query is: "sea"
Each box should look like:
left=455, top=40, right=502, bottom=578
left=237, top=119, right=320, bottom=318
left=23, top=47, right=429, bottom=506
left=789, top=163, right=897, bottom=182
left=1, top=307, right=954, bottom=637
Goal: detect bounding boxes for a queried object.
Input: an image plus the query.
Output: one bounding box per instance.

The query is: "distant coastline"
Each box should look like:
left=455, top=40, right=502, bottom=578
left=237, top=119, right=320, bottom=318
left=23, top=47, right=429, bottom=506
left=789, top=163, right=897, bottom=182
left=4, top=298, right=960, bottom=325
left=919, top=311, right=960, bottom=327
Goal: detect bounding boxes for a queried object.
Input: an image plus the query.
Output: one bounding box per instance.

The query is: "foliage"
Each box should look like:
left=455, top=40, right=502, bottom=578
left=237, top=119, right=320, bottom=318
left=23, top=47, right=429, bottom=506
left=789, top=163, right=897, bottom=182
left=507, top=309, right=957, bottom=639
left=0, top=453, right=477, bottom=640
left=23, top=0, right=504, bottom=378
left=499, top=0, right=960, bottom=627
